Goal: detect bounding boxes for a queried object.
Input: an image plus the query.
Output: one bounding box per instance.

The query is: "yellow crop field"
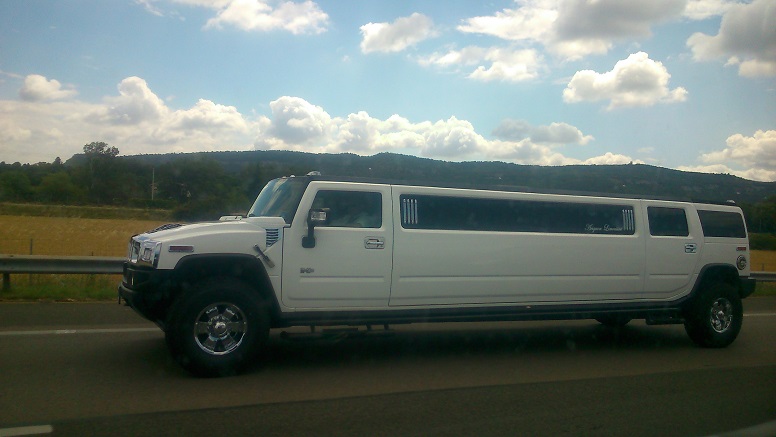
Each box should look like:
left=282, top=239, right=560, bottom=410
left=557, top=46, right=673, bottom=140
left=0, top=215, right=170, bottom=257
left=751, top=250, right=776, bottom=272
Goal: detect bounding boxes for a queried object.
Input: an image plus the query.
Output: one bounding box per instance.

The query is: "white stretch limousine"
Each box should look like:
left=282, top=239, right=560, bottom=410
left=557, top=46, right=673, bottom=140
left=119, top=174, right=757, bottom=376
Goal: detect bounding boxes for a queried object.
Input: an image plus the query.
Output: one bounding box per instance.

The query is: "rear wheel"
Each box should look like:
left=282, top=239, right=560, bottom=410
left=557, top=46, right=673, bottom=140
left=166, top=278, right=269, bottom=377
left=684, top=283, right=742, bottom=348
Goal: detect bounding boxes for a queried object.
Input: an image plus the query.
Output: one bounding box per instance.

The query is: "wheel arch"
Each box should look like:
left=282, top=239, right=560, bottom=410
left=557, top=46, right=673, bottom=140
left=171, top=254, right=281, bottom=324
left=688, top=263, right=744, bottom=304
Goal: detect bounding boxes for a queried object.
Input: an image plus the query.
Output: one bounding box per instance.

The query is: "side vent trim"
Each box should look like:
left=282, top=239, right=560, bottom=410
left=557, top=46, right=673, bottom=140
left=266, top=228, right=280, bottom=247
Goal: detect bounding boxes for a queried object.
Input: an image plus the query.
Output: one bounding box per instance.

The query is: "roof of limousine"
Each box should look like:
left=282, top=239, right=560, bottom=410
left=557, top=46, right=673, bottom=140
left=281, top=173, right=738, bottom=207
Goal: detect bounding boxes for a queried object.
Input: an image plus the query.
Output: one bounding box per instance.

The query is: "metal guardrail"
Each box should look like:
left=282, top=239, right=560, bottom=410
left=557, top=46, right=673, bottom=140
left=0, top=254, right=774, bottom=292
left=751, top=272, right=776, bottom=282
left=0, top=255, right=124, bottom=291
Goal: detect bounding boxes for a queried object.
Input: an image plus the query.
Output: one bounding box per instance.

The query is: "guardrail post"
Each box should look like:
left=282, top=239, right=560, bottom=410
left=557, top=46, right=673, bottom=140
left=2, top=272, right=9, bottom=292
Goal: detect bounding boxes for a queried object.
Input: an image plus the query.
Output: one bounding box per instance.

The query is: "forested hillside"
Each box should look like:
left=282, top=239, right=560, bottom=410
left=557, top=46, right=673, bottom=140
left=1, top=143, right=774, bottom=231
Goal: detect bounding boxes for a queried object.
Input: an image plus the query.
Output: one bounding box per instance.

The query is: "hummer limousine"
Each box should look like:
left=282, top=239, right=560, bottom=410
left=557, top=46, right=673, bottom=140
left=119, top=173, right=756, bottom=376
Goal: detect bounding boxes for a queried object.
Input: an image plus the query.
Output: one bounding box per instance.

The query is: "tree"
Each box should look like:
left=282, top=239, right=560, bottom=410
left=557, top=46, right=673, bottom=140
left=0, top=171, right=33, bottom=201
left=83, top=142, right=119, bottom=158
left=156, top=157, right=246, bottom=220
left=37, top=172, right=84, bottom=204
left=81, top=142, right=120, bottom=204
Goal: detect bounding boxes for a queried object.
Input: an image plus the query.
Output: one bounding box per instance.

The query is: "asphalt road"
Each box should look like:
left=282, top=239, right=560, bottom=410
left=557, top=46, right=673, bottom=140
left=0, top=298, right=774, bottom=437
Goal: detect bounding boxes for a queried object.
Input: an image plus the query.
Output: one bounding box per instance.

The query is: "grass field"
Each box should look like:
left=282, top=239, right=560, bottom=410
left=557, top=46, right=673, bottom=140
left=0, top=213, right=774, bottom=300
left=0, top=202, right=172, bottom=221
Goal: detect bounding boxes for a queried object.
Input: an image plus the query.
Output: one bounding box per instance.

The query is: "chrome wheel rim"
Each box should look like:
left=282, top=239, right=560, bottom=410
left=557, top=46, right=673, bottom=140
left=709, top=298, right=733, bottom=333
left=194, top=303, right=247, bottom=355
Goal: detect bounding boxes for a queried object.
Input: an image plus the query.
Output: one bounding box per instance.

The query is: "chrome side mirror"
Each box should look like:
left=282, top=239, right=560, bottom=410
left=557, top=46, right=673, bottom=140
left=302, top=208, right=329, bottom=248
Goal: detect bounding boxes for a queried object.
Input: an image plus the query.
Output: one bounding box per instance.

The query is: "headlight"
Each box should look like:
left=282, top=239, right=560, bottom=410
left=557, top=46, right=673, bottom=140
left=129, top=240, right=162, bottom=267
left=128, top=239, right=141, bottom=263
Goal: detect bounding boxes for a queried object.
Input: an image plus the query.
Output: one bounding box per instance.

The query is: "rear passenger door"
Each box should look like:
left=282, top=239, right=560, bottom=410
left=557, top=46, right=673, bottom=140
left=643, top=202, right=701, bottom=299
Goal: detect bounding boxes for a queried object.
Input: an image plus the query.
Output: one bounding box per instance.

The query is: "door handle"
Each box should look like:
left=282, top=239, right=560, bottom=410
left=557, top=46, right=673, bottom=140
left=685, top=243, right=697, bottom=253
left=364, top=237, right=385, bottom=249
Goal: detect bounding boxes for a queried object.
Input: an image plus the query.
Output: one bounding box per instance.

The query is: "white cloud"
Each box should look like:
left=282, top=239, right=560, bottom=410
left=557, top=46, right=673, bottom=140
left=360, top=13, right=436, bottom=54
left=492, top=119, right=593, bottom=145
left=697, top=130, right=776, bottom=180
left=170, top=0, right=329, bottom=34
left=135, top=0, right=164, bottom=17
left=563, top=52, right=688, bottom=109
left=583, top=152, right=642, bottom=165
left=458, top=0, right=686, bottom=61
left=457, top=0, right=556, bottom=43
left=467, top=48, right=543, bottom=82
left=555, top=0, right=684, bottom=40
left=167, top=99, right=249, bottom=132
left=18, top=75, right=77, bottom=101
left=678, top=163, right=776, bottom=182
left=88, top=77, right=168, bottom=125
left=334, top=112, right=425, bottom=154
left=687, top=0, right=776, bottom=77
left=682, top=0, right=738, bottom=20
left=259, top=96, right=333, bottom=149
left=1, top=76, right=258, bottom=162
left=254, top=97, right=633, bottom=166
left=678, top=130, right=776, bottom=181
left=421, top=46, right=543, bottom=82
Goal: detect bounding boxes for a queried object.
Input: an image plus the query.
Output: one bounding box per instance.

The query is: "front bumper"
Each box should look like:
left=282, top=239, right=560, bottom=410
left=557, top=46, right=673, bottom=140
left=118, top=262, right=174, bottom=328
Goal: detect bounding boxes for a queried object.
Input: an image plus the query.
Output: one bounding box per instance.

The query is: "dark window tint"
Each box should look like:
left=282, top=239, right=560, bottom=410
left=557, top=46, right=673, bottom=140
left=648, top=207, right=689, bottom=237
left=312, top=190, right=382, bottom=228
left=401, top=194, right=635, bottom=235
left=698, top=210, right=746, bottom=238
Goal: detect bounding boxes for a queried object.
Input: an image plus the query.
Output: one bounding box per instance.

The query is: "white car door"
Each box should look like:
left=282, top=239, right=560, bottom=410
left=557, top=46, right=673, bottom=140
left=643, top=202, right=701, bottom=299
left=281, top=183, right=393, bottom=309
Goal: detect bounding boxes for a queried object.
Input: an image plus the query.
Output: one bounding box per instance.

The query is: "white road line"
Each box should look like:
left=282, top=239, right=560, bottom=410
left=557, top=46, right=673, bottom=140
left=0, top=327, right=158, bottom=337
left=0, top=425, right=53, bottom=437
left=743, top=313, right=776, bottom=317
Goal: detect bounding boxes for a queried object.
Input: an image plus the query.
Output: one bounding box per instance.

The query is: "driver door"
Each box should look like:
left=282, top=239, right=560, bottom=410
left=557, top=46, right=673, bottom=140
left=281, top=183, right=393, bottom=309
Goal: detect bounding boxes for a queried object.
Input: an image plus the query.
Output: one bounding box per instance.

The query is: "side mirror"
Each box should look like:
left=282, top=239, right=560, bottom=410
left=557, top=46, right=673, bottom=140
left=302, top=208, right=329, bottom=248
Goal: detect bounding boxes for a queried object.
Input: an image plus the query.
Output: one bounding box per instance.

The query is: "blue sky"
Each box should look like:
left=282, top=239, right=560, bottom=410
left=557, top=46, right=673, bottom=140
left=1, top=0, right=774, bottom=181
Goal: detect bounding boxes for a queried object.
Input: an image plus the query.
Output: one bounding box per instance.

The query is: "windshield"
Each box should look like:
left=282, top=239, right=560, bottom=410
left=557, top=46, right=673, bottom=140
left=247, top=177, right=309, bottom=223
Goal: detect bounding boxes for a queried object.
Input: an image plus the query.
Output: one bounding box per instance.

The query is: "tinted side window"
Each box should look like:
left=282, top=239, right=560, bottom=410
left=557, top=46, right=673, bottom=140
left=401, top=195, right=635, bottom=235
left=698, top=210, right=746, bottom=238
left=648, top=207, right=689, bottom=237
left=312, top=190, right=382, bottom=228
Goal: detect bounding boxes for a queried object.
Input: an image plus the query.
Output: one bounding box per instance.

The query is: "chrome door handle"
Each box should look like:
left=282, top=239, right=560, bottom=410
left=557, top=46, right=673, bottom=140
left=685, top=243, right=697, bottom=253
left=364, top=237, right=385, bottom=249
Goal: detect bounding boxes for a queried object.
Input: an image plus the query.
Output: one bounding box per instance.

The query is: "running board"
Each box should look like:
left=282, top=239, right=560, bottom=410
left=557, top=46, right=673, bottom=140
left=645, top=314, right=685, bottom=325
left=280, top=324, right=394, bottom=341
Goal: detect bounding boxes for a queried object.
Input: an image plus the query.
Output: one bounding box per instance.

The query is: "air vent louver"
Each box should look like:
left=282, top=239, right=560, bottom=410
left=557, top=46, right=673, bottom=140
left=266, top=228, right=280, bottom=247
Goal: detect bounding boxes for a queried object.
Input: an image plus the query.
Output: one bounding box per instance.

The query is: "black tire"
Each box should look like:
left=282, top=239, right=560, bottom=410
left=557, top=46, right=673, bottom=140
left=165, top=278, right=269, bottom=377
left=595, top=315, right=631, bottom=328
left=683, top=282, right=742, bottom=348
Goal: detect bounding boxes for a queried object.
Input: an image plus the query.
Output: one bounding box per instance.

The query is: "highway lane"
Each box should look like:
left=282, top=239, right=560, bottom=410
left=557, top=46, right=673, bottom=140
left=0, top=299, right=774, bottom=436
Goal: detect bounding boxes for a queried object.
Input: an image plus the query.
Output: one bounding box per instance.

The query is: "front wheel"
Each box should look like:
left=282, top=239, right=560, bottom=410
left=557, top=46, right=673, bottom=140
left=166, top=279, right=269, bottom=377
left=684, top=283, right=742, bottom=348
